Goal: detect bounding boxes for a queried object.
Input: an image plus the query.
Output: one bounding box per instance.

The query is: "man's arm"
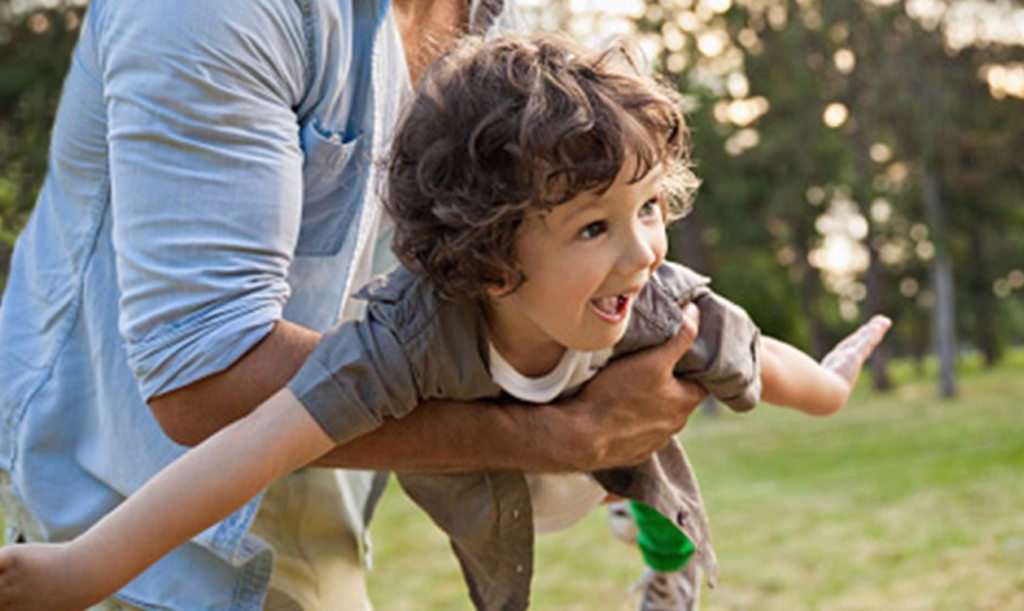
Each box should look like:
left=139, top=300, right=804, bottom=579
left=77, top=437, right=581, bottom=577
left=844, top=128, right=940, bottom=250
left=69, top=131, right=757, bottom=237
left=149, top=320, right=321, bottom=446
left=152, top=303, right=707, bottom=473
left=103, top=0, right=310, bottom=407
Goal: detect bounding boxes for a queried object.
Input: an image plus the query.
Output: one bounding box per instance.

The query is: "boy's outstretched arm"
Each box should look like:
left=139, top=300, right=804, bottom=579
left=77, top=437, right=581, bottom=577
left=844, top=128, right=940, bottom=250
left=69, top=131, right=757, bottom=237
left=0, top=389, right=334, bottom=611
left=760, top=315, right=892, bottom=415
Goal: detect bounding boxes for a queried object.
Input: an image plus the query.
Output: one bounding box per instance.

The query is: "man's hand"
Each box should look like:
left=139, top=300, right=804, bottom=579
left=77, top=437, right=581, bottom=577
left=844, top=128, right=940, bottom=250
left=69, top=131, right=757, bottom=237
left=556, top=303, right=707, bottom=471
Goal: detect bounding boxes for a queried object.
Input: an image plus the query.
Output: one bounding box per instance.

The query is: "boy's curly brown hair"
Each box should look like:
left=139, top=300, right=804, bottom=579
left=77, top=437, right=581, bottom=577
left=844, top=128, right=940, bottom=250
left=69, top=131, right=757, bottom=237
left=384, top=33, right=699, bottom=301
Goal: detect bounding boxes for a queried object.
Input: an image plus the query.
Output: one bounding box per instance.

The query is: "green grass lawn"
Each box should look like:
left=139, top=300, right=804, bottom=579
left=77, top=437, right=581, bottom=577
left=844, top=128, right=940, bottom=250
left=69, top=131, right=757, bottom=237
left=366, top=351, right=1024, bottom=609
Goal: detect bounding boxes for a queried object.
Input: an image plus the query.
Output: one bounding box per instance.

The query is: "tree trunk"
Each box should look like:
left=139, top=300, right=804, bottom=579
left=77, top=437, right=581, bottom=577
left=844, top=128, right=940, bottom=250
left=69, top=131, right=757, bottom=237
left=850, top=116, right=892, bottom=391
left=921, top=166, right=957, bottom=398
left=864, top=243, right=893, bottom=390
left=798, top=250, right=828, bottom=357
left=967, top=222, right=1002, bottom=366
left=912, top=314, right=928, bottom=377
left=0, top=243, right=11, bottom=294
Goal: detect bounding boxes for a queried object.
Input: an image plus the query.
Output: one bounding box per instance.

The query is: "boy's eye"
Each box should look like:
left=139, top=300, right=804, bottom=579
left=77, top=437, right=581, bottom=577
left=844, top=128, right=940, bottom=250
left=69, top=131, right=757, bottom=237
left=639, top=197, right=662, bottom=219
left=578, top=220, right=607, bottom=240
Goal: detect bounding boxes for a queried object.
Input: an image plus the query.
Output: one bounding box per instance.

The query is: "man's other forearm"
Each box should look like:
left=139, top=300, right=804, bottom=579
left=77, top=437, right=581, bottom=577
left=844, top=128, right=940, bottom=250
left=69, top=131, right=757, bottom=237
left=146, top=320, right=581, bottom=472
left=312, top=398, right=576, bottom=473
left=315, top=313, right=708, bottom=474
left=148, top=320, right=321, bottom=446
left=146, top=319, right=577, bottom=471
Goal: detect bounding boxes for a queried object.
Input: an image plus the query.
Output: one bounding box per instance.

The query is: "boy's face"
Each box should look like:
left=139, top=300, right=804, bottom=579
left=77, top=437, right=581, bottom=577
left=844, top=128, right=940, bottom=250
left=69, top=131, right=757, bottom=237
left=486, top=162, right=668, bottom=368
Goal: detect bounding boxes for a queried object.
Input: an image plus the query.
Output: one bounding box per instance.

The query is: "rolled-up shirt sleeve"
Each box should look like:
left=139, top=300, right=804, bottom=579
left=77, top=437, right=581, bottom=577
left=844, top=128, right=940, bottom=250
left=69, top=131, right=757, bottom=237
left=288, top=314, right=420, bottom=445
left=96, top=0, right=310, bottom=399
left=675, top=289, right=763, bottom=412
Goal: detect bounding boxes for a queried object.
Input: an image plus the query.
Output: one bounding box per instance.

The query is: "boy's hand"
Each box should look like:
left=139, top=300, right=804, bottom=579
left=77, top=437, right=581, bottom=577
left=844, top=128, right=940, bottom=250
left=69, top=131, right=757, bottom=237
left=564, top=303, right=706, bottom=470
left=754, top=314, right=891, bottom=416
left=820, top=315, right=893, bottom=386
left=0, top=542, right=106, bottom=610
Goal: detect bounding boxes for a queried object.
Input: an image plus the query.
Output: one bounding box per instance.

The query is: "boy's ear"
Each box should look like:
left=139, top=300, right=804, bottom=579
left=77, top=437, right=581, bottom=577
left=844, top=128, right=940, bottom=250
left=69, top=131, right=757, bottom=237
left=485, top=274, right=517, bottom=298
left=485, top=282, right=513, bottom=298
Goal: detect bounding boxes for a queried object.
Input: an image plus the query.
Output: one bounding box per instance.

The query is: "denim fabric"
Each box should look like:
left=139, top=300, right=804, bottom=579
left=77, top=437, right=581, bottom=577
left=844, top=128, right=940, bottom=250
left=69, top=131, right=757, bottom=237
left=0, top=0, right=404, bottom=608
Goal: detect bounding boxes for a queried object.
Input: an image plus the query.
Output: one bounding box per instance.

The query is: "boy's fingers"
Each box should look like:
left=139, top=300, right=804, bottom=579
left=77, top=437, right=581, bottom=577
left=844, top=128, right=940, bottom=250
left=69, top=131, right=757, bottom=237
left=868, top=314, right=893, bottom=338
left=822, top=314, right=893, bottom=382
left=854, top=315, right=892, bottom=356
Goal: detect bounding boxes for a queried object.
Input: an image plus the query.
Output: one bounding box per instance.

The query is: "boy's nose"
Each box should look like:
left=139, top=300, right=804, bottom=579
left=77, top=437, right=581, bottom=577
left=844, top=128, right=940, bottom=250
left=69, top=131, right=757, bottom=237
left=617, top=229, right=661, bottom=275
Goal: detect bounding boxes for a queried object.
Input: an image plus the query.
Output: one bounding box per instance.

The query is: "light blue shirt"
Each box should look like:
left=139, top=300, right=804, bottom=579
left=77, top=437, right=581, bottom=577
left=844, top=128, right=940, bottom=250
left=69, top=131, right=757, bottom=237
left=0, top=0, right=417, bottom=607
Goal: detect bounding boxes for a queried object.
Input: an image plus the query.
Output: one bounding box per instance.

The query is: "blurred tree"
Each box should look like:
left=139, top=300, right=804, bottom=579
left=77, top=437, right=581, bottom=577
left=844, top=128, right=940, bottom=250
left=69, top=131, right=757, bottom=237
left=944, top=44, right=1024, bottom=367
left=622, top=0, right=1024, bottom=397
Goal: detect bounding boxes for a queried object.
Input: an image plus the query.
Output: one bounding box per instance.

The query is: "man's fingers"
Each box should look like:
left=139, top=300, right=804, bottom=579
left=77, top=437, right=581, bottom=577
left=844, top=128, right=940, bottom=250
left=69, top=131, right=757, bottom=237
left=656, top=302, right=700, bottom=364
left=681, top=379, right=707, bottom=411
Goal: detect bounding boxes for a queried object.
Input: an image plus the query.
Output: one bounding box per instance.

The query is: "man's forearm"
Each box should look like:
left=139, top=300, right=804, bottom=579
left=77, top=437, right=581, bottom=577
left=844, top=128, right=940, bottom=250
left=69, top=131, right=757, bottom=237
left=146, top=319, right=574, bottom=471
left=148, top=320, right=321, bottom=446
left=311, top=398, right=575, bottom=473
left=316, top=304, right=705, bottom=473
left=147, top=320, right=578, bottom=471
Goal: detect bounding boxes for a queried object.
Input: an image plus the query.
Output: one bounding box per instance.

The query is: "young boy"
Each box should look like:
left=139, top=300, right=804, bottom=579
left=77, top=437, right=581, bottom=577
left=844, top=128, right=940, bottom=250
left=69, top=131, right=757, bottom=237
left=0, top=34, right=889, bottom=611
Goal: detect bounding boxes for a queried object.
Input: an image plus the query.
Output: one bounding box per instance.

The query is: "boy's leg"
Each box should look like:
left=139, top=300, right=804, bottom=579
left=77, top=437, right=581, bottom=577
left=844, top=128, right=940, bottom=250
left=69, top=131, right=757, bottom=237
left=627, top=500, right=700, bottom=611
left=629, top=500, right=695, bottom=572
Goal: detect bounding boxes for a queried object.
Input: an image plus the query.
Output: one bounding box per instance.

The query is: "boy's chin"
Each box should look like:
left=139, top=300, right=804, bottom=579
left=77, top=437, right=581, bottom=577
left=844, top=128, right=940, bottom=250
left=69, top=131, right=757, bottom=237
left=571, top=326, right=629, bottom=353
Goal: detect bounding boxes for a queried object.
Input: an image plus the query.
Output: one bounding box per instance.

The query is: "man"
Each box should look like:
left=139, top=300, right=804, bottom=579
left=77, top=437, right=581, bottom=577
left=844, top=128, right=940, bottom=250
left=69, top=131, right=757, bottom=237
left=0, top=0, right=704, bottom=608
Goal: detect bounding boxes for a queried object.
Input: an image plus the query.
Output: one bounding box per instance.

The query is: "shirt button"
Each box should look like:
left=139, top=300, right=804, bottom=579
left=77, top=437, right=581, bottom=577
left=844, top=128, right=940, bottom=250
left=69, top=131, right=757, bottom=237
left=515, top=564, right=524, bottom=574
left=512, top=509, right=520, bottom=519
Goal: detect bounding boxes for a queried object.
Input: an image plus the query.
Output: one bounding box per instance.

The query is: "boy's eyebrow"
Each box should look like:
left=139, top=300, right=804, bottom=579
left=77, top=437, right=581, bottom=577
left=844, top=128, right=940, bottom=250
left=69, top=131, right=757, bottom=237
left=555, top=193, right=604, bottom=225
left=547, top=164, right=669, bottom=228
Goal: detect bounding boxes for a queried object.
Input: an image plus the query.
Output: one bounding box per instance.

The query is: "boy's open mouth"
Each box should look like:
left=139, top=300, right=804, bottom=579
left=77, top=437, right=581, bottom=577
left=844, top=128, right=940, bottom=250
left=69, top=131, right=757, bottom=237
left=589, top=293, right=632, bottom=323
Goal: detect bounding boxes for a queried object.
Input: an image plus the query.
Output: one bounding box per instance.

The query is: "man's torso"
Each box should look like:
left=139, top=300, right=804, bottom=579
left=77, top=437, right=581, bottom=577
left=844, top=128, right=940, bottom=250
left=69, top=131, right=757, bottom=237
left=0, top=0, right=402, bottom=608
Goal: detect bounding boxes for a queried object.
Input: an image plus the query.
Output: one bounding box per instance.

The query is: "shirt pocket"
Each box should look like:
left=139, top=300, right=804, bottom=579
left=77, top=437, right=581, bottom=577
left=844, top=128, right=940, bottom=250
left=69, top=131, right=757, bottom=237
left=296, top=118, right=370, bottom=256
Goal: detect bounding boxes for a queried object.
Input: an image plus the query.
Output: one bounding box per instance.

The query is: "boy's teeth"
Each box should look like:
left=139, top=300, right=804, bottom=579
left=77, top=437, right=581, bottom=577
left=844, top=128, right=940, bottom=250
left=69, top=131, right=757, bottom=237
left=592, top=295, right=619, bottom=314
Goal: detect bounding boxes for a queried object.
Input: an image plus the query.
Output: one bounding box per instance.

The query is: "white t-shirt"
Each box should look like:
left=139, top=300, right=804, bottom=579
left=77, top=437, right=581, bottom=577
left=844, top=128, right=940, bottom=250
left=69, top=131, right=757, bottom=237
left=487, top=344, right=613, bottom=534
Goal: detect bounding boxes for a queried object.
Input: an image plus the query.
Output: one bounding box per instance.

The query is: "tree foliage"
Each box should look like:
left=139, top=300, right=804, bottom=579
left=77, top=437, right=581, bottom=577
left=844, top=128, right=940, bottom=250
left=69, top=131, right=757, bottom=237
left=620, top=0, right=1024, bottom=395
left=0, top=1, right=84, bottom=290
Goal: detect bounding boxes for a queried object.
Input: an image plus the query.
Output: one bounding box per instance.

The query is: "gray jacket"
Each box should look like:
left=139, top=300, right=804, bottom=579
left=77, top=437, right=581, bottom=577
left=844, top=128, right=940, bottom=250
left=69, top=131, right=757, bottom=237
left=289, top=261, right=762, bottom=610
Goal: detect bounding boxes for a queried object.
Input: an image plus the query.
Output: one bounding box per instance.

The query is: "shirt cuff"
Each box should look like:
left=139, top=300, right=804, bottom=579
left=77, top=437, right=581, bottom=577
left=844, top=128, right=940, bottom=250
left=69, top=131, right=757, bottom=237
left=127, top=297, right=283, bottom=401
left=288, top=354, right=385, bottom=445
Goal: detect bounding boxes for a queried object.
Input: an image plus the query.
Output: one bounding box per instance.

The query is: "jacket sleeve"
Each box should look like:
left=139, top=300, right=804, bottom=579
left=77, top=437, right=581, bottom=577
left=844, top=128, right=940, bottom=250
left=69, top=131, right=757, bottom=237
left=675, top=287, right=762, bottom=412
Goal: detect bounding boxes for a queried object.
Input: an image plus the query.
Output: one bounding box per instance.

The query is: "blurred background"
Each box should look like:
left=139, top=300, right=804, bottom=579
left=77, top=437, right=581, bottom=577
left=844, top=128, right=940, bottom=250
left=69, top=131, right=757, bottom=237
left=2, top=0, right=1023, bottom=608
